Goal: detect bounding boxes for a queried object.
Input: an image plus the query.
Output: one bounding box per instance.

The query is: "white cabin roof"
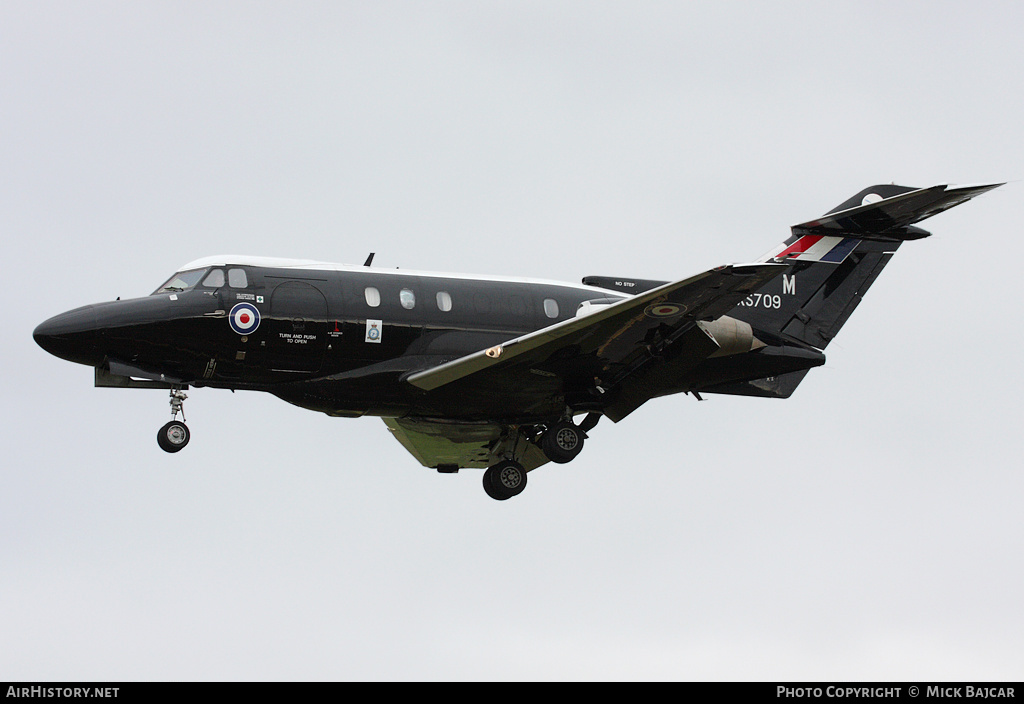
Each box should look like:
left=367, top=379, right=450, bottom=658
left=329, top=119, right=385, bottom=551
left=176, top=255, right=625, bottom=297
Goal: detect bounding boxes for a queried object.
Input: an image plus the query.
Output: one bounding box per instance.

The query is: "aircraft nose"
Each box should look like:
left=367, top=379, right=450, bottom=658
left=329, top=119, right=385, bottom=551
left=33, top=305, right=103, bottom=366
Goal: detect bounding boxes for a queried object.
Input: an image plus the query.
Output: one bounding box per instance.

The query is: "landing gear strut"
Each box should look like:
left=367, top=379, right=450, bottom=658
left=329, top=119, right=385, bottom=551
left=157, top=388, right=190, bottom=453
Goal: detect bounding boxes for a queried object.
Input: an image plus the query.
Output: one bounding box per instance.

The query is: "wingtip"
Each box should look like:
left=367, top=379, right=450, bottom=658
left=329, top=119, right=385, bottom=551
left=943, top=181, right=1005, bottom=193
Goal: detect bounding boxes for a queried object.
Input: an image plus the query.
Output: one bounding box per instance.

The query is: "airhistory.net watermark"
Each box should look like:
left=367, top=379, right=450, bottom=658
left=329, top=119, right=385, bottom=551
left=6, top=688, right=118, bottom=699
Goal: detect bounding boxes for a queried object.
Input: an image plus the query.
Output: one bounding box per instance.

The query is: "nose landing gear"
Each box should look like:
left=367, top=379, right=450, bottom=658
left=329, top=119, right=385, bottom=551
left=157, top=388, right=190, bottom=453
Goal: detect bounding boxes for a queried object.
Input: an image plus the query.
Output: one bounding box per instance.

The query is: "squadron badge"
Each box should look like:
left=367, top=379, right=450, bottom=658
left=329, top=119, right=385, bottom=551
left=365, top=319, right=383, bottom=344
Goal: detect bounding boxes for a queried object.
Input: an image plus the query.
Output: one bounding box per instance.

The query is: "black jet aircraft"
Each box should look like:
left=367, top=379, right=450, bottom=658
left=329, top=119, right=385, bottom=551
left=34, top=183, right=1000, bottom=499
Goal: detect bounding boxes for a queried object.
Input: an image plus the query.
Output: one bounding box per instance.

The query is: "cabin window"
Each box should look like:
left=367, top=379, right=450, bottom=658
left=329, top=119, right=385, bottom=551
left=228, top=268, right=248, bottom=288
left=400, top=288, right=416, bottom=310
left=202, top=269, right=225, bottom=288
left=543, top=298, right=559, bottom=318
left=436, top=291, right=452, bottom=312
left=364, top=286, right=381, bottom=307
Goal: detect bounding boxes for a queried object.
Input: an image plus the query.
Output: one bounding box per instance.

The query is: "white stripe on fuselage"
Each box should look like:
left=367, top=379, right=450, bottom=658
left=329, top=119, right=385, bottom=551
left=177, top=254, right=626, bottom=298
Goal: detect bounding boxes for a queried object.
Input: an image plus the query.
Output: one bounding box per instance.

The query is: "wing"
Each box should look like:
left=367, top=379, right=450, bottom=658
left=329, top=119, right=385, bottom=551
left=405, top=262, right=787, bottom=398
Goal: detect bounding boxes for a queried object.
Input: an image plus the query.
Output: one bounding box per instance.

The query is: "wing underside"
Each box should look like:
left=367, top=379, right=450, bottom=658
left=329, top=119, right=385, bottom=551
left=383, top=417, right=549, bottom=471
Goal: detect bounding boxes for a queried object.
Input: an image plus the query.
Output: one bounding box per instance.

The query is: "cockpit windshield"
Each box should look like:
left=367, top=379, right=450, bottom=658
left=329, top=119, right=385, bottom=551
left=153, top=268, right=208, bottom=295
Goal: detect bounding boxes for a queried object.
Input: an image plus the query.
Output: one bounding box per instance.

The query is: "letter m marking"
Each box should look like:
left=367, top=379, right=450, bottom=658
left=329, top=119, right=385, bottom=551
left=782, top=274, right=796, bottom=296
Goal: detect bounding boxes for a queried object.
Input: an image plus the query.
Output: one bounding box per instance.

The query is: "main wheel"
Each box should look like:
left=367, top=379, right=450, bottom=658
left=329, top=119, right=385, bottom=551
left=483, top=460, right=527, bottom=500
left=157, top=420, right=190, bottom=453
left=540, top=421, right=584, bottom=464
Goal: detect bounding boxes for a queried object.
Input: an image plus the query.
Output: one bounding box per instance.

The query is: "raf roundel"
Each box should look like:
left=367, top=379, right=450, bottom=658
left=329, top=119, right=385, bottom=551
left=229, top=302, right=261, bottom=335
left=644, top=302, right=686, bottom=318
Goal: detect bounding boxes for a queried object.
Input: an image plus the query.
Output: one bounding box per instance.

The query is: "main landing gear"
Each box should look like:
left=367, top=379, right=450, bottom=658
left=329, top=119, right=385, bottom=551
left=540, top=420, right=586, bottom=464
left=157, top=388, right=190, bottom=453
left=483, top=460, right=527, bottom=501
left=539, top=412, right=599, bottom=465
left=480, top=413, right=600, bottom=500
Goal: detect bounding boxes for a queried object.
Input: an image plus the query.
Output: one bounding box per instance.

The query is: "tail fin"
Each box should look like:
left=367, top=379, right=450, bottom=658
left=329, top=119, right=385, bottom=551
left=730, top=182, right=1001, bottom=350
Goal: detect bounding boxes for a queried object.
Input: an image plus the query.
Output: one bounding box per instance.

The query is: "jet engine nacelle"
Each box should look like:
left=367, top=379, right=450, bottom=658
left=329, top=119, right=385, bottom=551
left=699, top=315, right=766, bottom=357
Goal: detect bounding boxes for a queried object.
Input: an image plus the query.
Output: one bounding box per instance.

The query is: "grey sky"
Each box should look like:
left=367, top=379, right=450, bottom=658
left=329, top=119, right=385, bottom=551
left=2, top=1, right=1022, bottom=680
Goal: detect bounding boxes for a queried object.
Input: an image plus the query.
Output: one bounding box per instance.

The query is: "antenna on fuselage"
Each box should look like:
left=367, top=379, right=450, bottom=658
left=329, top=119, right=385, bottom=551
left=363, top=253, right=375, bottom=267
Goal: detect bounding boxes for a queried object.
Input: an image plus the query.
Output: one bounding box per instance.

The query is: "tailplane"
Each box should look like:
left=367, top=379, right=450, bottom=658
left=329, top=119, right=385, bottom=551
left=733, top=182, right=1001, bottom=350
left=702, top=182, right=1001, bottom=398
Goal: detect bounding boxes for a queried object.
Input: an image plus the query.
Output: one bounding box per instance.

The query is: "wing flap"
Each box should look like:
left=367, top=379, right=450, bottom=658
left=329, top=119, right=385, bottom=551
left=405, top=262, right=787, bottom=392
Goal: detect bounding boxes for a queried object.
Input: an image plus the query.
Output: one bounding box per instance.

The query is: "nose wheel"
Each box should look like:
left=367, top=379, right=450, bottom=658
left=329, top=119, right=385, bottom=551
left=158, top=420, right=190, bottom=452
left=158, top=388, right=191, bottom=453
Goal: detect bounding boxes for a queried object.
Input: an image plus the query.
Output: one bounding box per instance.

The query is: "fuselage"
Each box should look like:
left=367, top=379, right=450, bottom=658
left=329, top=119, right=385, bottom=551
left=32, top=183, right=998, bottom=498
left=34, top=256, right=626, bottom=422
